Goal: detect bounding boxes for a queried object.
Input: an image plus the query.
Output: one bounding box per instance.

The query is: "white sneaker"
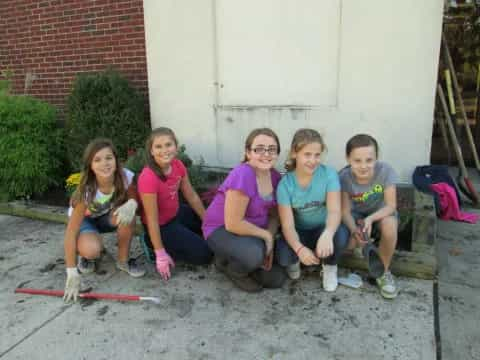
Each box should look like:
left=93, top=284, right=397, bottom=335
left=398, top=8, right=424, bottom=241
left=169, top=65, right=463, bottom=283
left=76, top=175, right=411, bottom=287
left=286, top=261, right=301, bottom=280
left=322, top=264, right=338, bottom=292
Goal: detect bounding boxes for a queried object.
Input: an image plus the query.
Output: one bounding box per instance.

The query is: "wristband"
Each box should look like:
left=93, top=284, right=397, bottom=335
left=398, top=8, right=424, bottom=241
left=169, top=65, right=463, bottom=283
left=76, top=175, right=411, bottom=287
left=295, top=245, right=305, bottom=256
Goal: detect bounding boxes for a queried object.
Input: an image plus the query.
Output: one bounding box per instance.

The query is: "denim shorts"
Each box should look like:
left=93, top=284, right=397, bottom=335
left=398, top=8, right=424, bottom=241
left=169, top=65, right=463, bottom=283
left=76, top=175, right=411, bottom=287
left=79, top=213, right=117, bottom=234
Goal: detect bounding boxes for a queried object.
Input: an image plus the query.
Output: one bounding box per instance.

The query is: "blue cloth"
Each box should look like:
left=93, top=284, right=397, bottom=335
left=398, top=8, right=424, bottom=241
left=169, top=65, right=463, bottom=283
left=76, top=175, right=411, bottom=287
left=275, top=223, right=349, bottom=266
left=412, top=165, right=461, bottom=215
left=142, top=204, right=213, bottom=265
left=79, top=212, right=117, bottom=234
left=277, top=165, right=340, bottom=229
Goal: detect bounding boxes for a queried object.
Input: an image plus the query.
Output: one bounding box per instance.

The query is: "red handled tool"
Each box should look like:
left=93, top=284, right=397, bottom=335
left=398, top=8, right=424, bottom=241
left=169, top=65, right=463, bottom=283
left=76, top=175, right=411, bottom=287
left=15, top=288, right=161, bottom=304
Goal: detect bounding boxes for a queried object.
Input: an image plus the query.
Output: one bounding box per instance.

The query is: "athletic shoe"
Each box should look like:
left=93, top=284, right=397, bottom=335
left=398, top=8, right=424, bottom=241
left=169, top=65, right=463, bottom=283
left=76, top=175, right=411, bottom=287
left=286, top=261, right=301, bottom=280
left=376, top=271, right=398, bottom=299
left=77, top=256, right=95, bottom=274
left=116, top=258, right=146, bottom=278
left=322, top=264, right=338, bottom=292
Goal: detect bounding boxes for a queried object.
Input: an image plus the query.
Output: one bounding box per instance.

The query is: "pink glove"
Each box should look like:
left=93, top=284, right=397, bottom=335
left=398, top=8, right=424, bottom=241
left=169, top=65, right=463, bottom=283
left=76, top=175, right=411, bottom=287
left=155, top=249, right=175, bottom=280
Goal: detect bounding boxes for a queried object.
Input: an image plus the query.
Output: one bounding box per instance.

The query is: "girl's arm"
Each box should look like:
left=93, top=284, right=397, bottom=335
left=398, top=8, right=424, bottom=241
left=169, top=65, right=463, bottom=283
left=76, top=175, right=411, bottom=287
left=278, top=204, right=302, bottom=252
left=278, top=204, right=320, bottom=265
left=224, top=190, right=271, bottom=242
left=180, top=175, right=205, bottom=220
left=324, top=190, right=342, bottom=234
left=364, top=185, right=397, bottom=225
left=266, top=206, right=280, bottom=237
left=316, top=190, right=341, bottom=258
left=64, top=202, right=87, bottom=267
left=140, top=193, right=164, bottom=250
left=341, top=191, right=357, bottom=233
left=126, top=181, right=139, bottom=202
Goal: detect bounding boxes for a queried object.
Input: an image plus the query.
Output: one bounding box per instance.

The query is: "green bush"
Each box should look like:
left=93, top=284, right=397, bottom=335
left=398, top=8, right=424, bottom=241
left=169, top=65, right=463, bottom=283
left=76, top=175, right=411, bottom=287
left=66, top=69, right=149, bottom=170
left=0, top=95, right=65, bottom=199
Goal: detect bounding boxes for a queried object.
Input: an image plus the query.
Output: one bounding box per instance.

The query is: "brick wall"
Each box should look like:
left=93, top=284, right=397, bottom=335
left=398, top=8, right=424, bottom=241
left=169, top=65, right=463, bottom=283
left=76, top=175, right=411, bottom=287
left=0, top=0, right=150, bottom=119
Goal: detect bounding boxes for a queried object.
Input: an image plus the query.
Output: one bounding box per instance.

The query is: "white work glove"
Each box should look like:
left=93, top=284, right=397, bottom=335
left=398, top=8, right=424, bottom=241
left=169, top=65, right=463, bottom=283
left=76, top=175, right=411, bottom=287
left=64, top=267, right=80, bottom=303
left=113, top=199, right=138, bottom=225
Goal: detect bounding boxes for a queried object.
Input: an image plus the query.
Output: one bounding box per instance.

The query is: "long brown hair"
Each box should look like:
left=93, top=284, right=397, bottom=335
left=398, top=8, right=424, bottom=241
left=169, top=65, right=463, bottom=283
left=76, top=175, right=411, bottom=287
left=145, top=127, right=178, bottom=181
left=72, top=138, right=127, bottom=207
left=242, top=128, right=280, bottom=163
left=284, top=128, right=326, bottom=171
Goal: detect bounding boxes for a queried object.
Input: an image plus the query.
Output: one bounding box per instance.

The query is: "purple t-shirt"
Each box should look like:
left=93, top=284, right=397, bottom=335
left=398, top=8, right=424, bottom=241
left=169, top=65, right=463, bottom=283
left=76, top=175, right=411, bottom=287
left=202, top=163, right=282, bottom=239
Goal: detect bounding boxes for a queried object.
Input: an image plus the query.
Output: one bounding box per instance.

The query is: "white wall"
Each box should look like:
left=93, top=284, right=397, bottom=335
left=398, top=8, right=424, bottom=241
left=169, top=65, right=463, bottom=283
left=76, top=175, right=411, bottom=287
left=143, top=0, right=444, bottom=181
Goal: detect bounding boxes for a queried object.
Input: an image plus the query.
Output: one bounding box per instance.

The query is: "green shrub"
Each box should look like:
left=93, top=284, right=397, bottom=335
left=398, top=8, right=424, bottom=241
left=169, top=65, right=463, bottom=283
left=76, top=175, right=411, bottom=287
left=0, top=95, right=65, bottom=199
left=66, top=69, right=149, bottom=170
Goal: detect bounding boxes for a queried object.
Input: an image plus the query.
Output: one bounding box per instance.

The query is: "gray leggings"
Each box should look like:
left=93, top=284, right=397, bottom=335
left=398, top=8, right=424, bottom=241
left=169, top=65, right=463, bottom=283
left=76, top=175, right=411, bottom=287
left=206, top=226, right=286, bottom=288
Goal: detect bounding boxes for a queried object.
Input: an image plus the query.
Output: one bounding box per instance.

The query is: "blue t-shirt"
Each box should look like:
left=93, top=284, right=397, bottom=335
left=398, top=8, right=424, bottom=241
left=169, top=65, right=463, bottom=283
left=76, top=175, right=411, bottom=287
left=277, top=165, right=340, bottom=230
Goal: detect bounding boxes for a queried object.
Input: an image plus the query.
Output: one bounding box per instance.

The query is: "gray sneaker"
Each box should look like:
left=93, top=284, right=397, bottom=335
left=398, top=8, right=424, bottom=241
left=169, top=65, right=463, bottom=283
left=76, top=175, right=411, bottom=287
left=286, top=261, right=301, bottom=280
left=116, top=258, right=146, bottom=278
left=376, top=271, right=398, bottom=299
left=77, top=256, right=95, bottom=274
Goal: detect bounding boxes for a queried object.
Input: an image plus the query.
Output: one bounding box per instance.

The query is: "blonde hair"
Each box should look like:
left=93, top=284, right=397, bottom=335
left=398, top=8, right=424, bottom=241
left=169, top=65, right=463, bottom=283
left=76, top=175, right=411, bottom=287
left=72, top=138, right=127, bottom=207
left=284, top=128, right=326, bottom=171
left=145, top=127, right=178, bottom=181
left=241, top=128, right=280, bottom=163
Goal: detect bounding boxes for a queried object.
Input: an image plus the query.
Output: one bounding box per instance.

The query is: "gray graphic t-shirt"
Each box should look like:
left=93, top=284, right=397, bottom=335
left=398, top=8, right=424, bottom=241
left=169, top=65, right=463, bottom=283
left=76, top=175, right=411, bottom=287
left=339, top=161, right=398, bottom=216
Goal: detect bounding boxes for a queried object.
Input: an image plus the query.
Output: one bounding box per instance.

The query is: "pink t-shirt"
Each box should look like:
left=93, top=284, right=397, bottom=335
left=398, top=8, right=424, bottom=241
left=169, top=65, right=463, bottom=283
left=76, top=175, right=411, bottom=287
left=202, top=163, right=281, bottom=239
left=138, top=159, right=187, bottom=226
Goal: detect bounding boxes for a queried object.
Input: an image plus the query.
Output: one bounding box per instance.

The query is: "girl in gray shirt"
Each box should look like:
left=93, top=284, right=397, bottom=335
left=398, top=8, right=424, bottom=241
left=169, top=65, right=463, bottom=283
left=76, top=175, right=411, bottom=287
left=339, top=134, right=398, bottom=299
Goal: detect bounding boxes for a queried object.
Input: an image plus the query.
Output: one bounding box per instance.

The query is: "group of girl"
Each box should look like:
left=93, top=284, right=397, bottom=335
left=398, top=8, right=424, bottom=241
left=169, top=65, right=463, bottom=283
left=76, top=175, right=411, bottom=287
left=63, top=127, right=399, bottom=303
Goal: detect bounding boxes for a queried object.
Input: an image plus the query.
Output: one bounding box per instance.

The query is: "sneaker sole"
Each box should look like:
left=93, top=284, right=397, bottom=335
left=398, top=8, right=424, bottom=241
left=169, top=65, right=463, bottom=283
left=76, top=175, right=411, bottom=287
left=287, top=271, right=301, bottom=280
left=380, top=289, right=398, bottom=299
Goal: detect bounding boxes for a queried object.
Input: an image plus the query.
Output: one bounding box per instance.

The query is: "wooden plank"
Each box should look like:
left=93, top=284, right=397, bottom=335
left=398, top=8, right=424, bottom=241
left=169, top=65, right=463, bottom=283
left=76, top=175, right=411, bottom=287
left=0, top=202, right=144, bottom=235
left=340, top=250, right=437, bottom=280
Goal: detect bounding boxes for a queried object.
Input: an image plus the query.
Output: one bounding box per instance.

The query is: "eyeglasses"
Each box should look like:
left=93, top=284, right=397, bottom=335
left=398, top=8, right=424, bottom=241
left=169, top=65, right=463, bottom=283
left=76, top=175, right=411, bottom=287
left=251, top=146, right=279, bottom=156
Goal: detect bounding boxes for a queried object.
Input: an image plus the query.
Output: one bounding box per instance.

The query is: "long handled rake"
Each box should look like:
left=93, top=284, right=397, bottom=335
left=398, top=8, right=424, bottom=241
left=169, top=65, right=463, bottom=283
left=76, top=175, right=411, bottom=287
left=442, top=33, right=480, bottom=175
left=437, top=84, right=479, bottom=204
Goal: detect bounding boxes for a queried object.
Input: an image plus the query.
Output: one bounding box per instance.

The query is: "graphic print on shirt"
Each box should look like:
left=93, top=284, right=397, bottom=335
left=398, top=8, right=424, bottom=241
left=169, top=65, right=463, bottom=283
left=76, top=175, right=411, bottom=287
left=167, top=176, right=182, bottom=200
left=85, top=191, right=114, bottom=218
left=350, top=184, right=384, bottom=205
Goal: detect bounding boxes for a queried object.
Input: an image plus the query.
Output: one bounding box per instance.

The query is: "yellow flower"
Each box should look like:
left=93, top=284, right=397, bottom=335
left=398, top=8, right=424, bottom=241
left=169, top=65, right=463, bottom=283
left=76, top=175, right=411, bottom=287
left=66, top=172, right=81, bottom=187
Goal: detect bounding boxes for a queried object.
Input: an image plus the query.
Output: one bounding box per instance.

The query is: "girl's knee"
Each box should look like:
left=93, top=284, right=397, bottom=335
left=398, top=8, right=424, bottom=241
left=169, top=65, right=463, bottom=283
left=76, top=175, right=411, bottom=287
left=239, top=247, right=265, bottom=272
left=77, top=233, right=102, bottom=259
left=379, top=216, right=398, bottom=234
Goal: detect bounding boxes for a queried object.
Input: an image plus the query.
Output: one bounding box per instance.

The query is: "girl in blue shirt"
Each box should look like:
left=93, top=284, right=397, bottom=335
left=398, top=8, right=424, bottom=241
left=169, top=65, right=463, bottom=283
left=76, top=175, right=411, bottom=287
left=276, top=129, right=349, bottom=291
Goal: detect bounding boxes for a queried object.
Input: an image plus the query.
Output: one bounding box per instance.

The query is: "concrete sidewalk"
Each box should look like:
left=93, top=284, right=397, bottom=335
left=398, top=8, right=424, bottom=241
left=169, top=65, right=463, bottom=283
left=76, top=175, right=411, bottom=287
left=0, top=213, right=438, bottom=360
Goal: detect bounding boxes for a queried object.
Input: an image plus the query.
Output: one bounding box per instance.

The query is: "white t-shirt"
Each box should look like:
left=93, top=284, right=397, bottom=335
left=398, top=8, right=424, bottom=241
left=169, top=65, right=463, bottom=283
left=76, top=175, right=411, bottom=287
left=68, top=168, right=134, bottom=218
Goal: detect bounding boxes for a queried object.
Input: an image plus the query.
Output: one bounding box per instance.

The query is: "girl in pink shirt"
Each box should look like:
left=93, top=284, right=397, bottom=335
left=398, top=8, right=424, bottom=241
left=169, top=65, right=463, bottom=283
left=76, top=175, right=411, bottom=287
left=138, top=127, right=212, bottom=280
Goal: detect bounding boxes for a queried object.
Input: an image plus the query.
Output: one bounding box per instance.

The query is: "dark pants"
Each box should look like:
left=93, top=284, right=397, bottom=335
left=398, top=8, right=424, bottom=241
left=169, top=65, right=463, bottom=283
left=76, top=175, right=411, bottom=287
left=276, top=224, right=349, bottom=266
left=206, top=226, right=286, bottom=288
left=143, top=204, right=213, bottom=265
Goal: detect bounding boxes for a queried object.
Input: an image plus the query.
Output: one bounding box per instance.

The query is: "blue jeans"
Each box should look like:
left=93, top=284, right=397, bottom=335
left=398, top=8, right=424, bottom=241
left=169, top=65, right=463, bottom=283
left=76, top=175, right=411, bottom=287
left=79, top=213, right=117, bottom=234
left=275, top=224, right=349, bottom=266
left=142, top=204, right=213, bottom=265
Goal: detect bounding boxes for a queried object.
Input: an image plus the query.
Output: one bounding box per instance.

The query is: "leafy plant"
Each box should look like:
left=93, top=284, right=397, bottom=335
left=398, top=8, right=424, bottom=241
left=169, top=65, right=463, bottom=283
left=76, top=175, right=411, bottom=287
left=0, top=69, right=13, bottom=96
left=0, top=95, right=65, bottom=199
left=65, top=69, right=149, bottom=170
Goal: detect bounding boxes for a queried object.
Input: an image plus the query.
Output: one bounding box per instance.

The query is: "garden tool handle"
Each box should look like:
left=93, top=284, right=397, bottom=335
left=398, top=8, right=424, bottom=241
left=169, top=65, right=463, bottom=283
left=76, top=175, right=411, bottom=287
left=15, top=288, right=141, bottom=302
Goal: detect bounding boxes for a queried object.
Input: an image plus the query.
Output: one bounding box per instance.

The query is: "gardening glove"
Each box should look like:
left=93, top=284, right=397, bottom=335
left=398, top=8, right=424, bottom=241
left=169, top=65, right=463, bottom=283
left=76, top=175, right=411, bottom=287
left=113, top=199, right=138, bottom=225
left=63, top=267, right=81, bottom=303
left=155, top=249, right=175, bottom=281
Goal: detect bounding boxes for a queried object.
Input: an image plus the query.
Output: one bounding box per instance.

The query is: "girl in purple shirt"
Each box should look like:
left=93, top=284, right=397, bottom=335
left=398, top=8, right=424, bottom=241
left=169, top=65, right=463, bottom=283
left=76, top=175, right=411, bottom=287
left=202, top=128, right=287, bottom=292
